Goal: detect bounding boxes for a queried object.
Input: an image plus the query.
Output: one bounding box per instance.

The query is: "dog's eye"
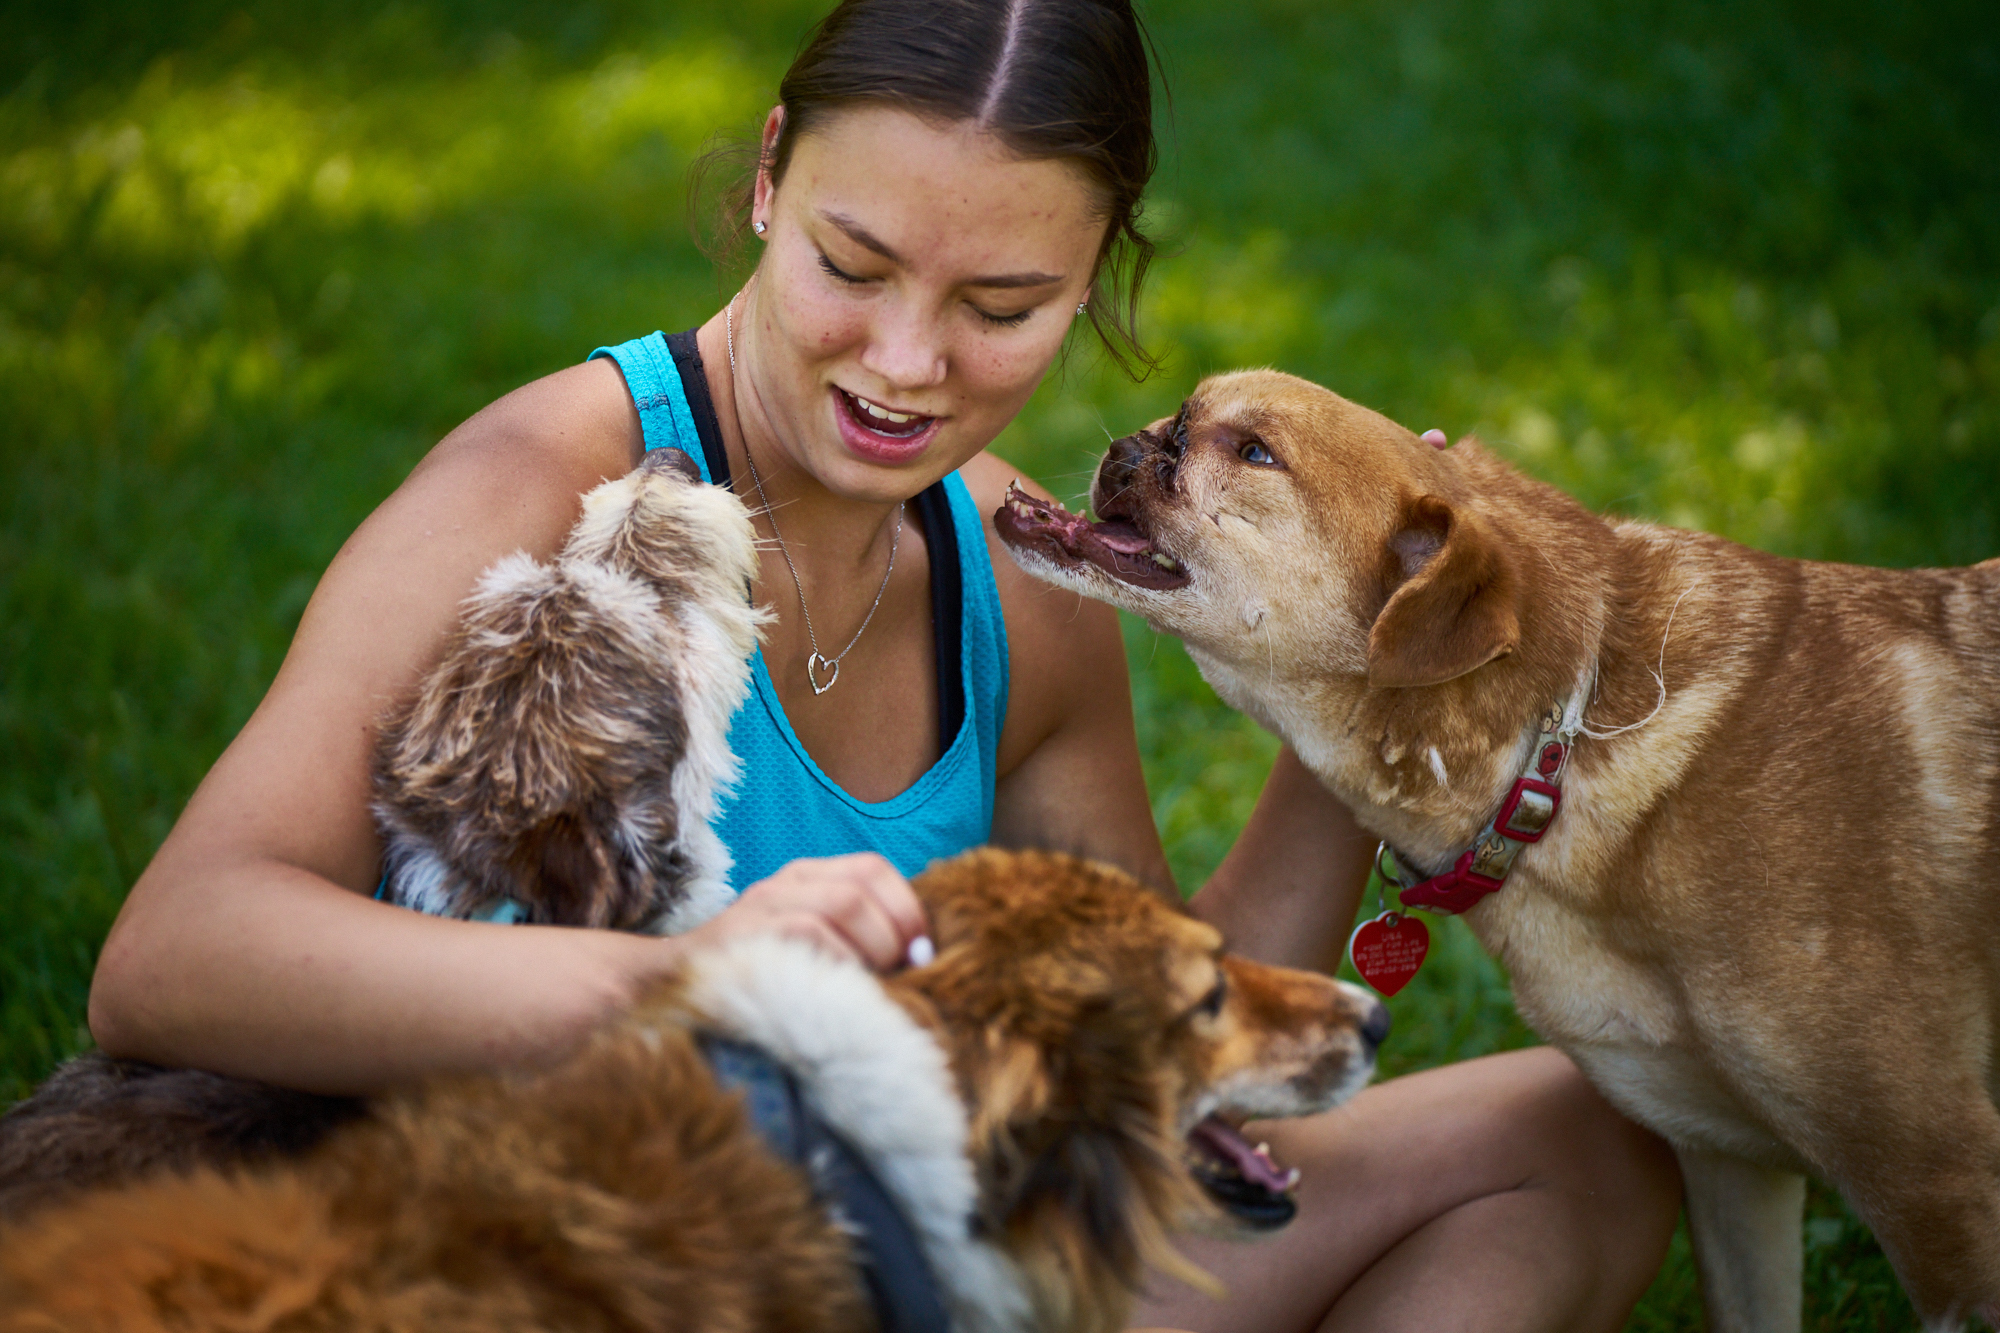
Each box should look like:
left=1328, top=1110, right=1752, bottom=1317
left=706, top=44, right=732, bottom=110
left=1238, top=440, right=1276, bottom=466
left=1194, top=978, right=1226, bottom=1020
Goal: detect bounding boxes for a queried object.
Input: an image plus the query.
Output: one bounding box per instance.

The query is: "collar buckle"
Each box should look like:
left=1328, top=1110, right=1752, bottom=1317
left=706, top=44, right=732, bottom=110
left=1398, top=850, right=1505, bottom=914
left=1494, top=775, right=1563, bottom=841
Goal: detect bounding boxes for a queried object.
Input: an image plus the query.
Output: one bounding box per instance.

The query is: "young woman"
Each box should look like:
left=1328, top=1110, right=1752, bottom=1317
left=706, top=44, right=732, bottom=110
left=86, top=1, right=1679, bottom=1327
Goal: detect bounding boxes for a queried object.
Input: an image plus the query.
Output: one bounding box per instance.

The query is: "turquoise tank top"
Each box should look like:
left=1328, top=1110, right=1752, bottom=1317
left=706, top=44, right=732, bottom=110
left=588, top=332, right=1010, bottom=891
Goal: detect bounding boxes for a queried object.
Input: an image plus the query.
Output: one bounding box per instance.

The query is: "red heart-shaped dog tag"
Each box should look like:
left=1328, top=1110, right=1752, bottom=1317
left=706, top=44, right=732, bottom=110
left=1348, top=912, right=1431, bottom=997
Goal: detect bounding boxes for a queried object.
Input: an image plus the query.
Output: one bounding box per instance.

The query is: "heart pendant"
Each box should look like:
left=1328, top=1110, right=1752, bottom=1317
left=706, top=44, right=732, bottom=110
left=807, top=653, right=840, bottom=695
left=1348, top=911, right=1430, bottom=997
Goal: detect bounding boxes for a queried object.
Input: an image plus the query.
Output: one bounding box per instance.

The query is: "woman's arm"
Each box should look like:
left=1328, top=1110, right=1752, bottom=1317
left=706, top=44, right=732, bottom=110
left=1186, top=747, right=1376, bottom=973
left=89, top=360, right=924, bottom=1094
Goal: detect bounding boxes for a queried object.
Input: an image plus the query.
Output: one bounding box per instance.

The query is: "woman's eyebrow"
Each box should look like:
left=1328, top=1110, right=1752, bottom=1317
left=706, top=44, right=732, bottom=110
left=821, top=210, right=902, bottom=261
left=817, top=210, right=1066, bottom=290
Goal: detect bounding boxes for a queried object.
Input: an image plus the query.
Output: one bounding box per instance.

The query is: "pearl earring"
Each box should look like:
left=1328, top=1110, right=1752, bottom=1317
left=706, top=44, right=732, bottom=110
left=753, top=220, right=767, bottom=236
left=1075, top=302, right=1088, bottom=316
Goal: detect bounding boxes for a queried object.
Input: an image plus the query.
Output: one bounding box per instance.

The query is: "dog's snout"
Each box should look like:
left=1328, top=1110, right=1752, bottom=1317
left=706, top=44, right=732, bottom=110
left=1360, top=999, right=1392, bottom=1051
left=1096, top=432, right=1148, bottom=503
left=642, top=447, right=703, bottom=483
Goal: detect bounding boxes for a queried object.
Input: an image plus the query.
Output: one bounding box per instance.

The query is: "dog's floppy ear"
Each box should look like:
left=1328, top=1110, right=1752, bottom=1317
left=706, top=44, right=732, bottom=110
left=966, top=1023, right=1216, bottom=1333
left=1367, top=494, right=1520, bottom=688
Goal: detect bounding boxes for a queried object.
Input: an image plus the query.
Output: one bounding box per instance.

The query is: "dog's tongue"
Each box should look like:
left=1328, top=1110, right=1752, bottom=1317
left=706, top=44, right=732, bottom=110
left=1190, top=1114, right=1299, bottom=1193
left=1090, top=520, right=1152, bottom=555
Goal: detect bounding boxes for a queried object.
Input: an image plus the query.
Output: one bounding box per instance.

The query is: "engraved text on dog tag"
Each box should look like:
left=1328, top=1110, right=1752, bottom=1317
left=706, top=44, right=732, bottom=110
left=1349, top=911, right=1430, bottom=997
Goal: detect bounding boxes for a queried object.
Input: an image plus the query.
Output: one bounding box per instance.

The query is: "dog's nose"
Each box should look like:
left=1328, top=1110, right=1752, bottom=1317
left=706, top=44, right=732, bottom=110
left=1096, top=432, right=1147, bottom=500
left=642, top=447, right=703, bottom=483
left=1360, top=1000, right=1392, bottom=1051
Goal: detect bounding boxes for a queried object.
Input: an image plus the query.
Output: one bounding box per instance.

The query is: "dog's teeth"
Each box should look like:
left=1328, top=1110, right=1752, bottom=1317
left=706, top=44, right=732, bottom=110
left=1283, top=1167, right=1301, bottom=1189
left=1255, top=1142, right=1270, bottom=1159
left=1152, top=552, right=1181, bottom=571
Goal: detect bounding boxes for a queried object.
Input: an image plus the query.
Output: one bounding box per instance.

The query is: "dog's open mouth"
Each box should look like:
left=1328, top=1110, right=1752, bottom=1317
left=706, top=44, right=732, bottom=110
left=1186, top=1113, right=1301, bottom=1229
left=995, top=482, right=1191, bottom=592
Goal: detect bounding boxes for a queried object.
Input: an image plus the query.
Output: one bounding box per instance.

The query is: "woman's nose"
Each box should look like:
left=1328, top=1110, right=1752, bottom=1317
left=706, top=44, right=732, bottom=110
left=857, top=300, right=947, bottom=392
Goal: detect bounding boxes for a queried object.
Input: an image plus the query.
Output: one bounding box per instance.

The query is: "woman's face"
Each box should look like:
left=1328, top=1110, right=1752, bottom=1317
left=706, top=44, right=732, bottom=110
left=743, top=104, right=1107, bottom=501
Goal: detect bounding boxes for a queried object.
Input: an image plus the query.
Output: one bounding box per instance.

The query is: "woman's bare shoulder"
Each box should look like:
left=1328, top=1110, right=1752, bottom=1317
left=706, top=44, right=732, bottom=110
left=320, top=358, right=643, bottom=677
left=955, top=449, right=1108, bottom=655
left=136, top=359, right=646, bottom=895
left=408, top=357, right=642, bottom=503
left=958, top=451, right=1169, bottom=885
left=955, top=451, right=1123, bottom=756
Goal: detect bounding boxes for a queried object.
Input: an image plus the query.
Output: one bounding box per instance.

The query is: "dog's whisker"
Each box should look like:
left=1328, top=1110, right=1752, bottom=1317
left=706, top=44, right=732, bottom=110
left=1088, top=406, right=1124, bottom=446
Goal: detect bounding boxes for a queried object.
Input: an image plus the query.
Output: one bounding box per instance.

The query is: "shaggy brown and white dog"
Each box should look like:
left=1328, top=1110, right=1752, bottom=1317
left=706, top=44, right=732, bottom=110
left=0, top=848, right=1385, bottom=1333
left=0, top=447, right=765, bottom=1220
left=374, top=443, right=764, bottom=933
left=997, top=369, right=2000, bottom=1332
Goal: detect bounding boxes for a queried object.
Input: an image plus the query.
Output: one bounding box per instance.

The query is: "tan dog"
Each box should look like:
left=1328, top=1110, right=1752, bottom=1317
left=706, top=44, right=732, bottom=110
left=996, top=369, right=2000, bottom=1332
left=0, top=848, right=1386, bottom=1333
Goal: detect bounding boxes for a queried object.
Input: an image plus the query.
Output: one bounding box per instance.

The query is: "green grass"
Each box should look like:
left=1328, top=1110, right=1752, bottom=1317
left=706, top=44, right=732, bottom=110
left=5, top=0, right=1995, bottom=1325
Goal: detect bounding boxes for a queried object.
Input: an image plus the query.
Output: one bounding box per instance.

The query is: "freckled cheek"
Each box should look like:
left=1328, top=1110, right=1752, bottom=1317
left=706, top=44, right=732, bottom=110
left=949, top=333, right=1066, bottom=421
left=776, top=287, right=871, bottom=359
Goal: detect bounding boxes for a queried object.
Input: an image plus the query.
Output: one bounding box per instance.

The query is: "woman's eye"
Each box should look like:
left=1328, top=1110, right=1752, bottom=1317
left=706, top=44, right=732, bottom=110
left=1239, top=440, right=1276, bottom=466
left=817, top=254, right=868, bottom=286
left=973, top=305, right=1034, bottom=329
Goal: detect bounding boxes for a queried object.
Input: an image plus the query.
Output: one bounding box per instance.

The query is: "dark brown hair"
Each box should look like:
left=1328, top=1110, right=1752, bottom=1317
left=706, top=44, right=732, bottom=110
left=695, top=0, right=1164, bottom=379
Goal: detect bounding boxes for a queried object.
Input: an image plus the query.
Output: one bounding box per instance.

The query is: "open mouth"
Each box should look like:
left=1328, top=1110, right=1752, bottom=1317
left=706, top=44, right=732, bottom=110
left=835, top=388, right=941, bottom=461
left=994, top=482, right=1191, bottom=591
left=1186, top=1113, right=1301, bottom=1229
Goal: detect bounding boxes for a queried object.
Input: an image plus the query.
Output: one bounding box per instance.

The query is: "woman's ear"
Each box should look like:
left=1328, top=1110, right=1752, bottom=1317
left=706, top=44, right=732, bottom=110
left=1367, top=494, right=1520, bottom=688
left=752, top=104, right=785, bottom=223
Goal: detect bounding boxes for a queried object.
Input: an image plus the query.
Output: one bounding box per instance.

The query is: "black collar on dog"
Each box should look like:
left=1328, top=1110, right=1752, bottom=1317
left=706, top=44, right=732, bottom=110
left=697, top=1034, right=951, bottom=1333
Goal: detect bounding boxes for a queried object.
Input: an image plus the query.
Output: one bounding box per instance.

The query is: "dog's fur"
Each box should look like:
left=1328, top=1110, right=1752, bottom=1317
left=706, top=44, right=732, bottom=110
left=374, top=444, right=764, bottom=933
left=997, top=369, right=2000, bottom=1332
left=0, top=447, right=765, bottom=1223
left=0, top=1060, right=368, bottom=1225
left=0, top=849, right=1383, bottom=1333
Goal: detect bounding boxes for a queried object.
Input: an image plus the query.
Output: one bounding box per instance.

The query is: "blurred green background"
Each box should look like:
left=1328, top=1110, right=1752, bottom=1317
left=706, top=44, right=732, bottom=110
left=4, top=0, right=1995, bottom=1325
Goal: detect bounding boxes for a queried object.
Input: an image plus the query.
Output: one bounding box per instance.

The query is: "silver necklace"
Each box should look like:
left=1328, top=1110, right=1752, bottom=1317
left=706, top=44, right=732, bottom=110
left=727, top=292, right=903, bottom=696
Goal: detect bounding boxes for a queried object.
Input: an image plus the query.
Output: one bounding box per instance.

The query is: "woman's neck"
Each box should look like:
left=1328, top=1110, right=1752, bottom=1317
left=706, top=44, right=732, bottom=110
left=695, top=303, right=909, bottom=598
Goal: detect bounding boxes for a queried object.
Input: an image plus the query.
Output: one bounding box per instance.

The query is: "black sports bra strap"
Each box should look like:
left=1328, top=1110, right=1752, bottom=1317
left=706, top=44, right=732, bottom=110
left=664, top=330, right=965, bottom=755
left=913, top=485, right=965, bottom=749
left=665, top=330, right=733, bottom=490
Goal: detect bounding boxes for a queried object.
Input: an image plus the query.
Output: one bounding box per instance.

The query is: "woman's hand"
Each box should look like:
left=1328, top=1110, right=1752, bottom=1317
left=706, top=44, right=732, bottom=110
left=675, top=853, right=931, bottom=972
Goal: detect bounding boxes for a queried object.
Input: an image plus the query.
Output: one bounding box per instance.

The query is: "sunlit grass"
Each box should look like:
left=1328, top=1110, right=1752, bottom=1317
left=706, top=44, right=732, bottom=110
left=6, top=0, right=1994, bottom=1325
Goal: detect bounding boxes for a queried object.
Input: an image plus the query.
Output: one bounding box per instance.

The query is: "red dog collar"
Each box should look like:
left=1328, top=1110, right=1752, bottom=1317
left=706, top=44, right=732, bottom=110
left=1383, top=688, right=1585, bottom=916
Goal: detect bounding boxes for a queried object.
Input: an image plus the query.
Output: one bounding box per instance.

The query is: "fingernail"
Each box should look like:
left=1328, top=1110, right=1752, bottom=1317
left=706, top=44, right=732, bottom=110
left=1421, top=429, right=1449, bottom=449
left=905, top=935, right=936, bottom=968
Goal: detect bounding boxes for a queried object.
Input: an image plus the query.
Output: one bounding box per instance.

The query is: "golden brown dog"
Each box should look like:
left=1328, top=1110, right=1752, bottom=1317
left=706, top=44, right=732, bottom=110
left=997, top=369, right=2000, bottom=1332
left=0, top=848, right=1385, bottom=1333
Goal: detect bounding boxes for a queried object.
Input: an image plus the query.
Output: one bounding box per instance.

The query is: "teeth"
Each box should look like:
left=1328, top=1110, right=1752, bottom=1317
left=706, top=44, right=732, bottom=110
left=1283, top=1167, right=1302, bottom=1190
left=1151, top=552, right=1181, bottom=571
left=854, top=394, right=920, bottom=425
